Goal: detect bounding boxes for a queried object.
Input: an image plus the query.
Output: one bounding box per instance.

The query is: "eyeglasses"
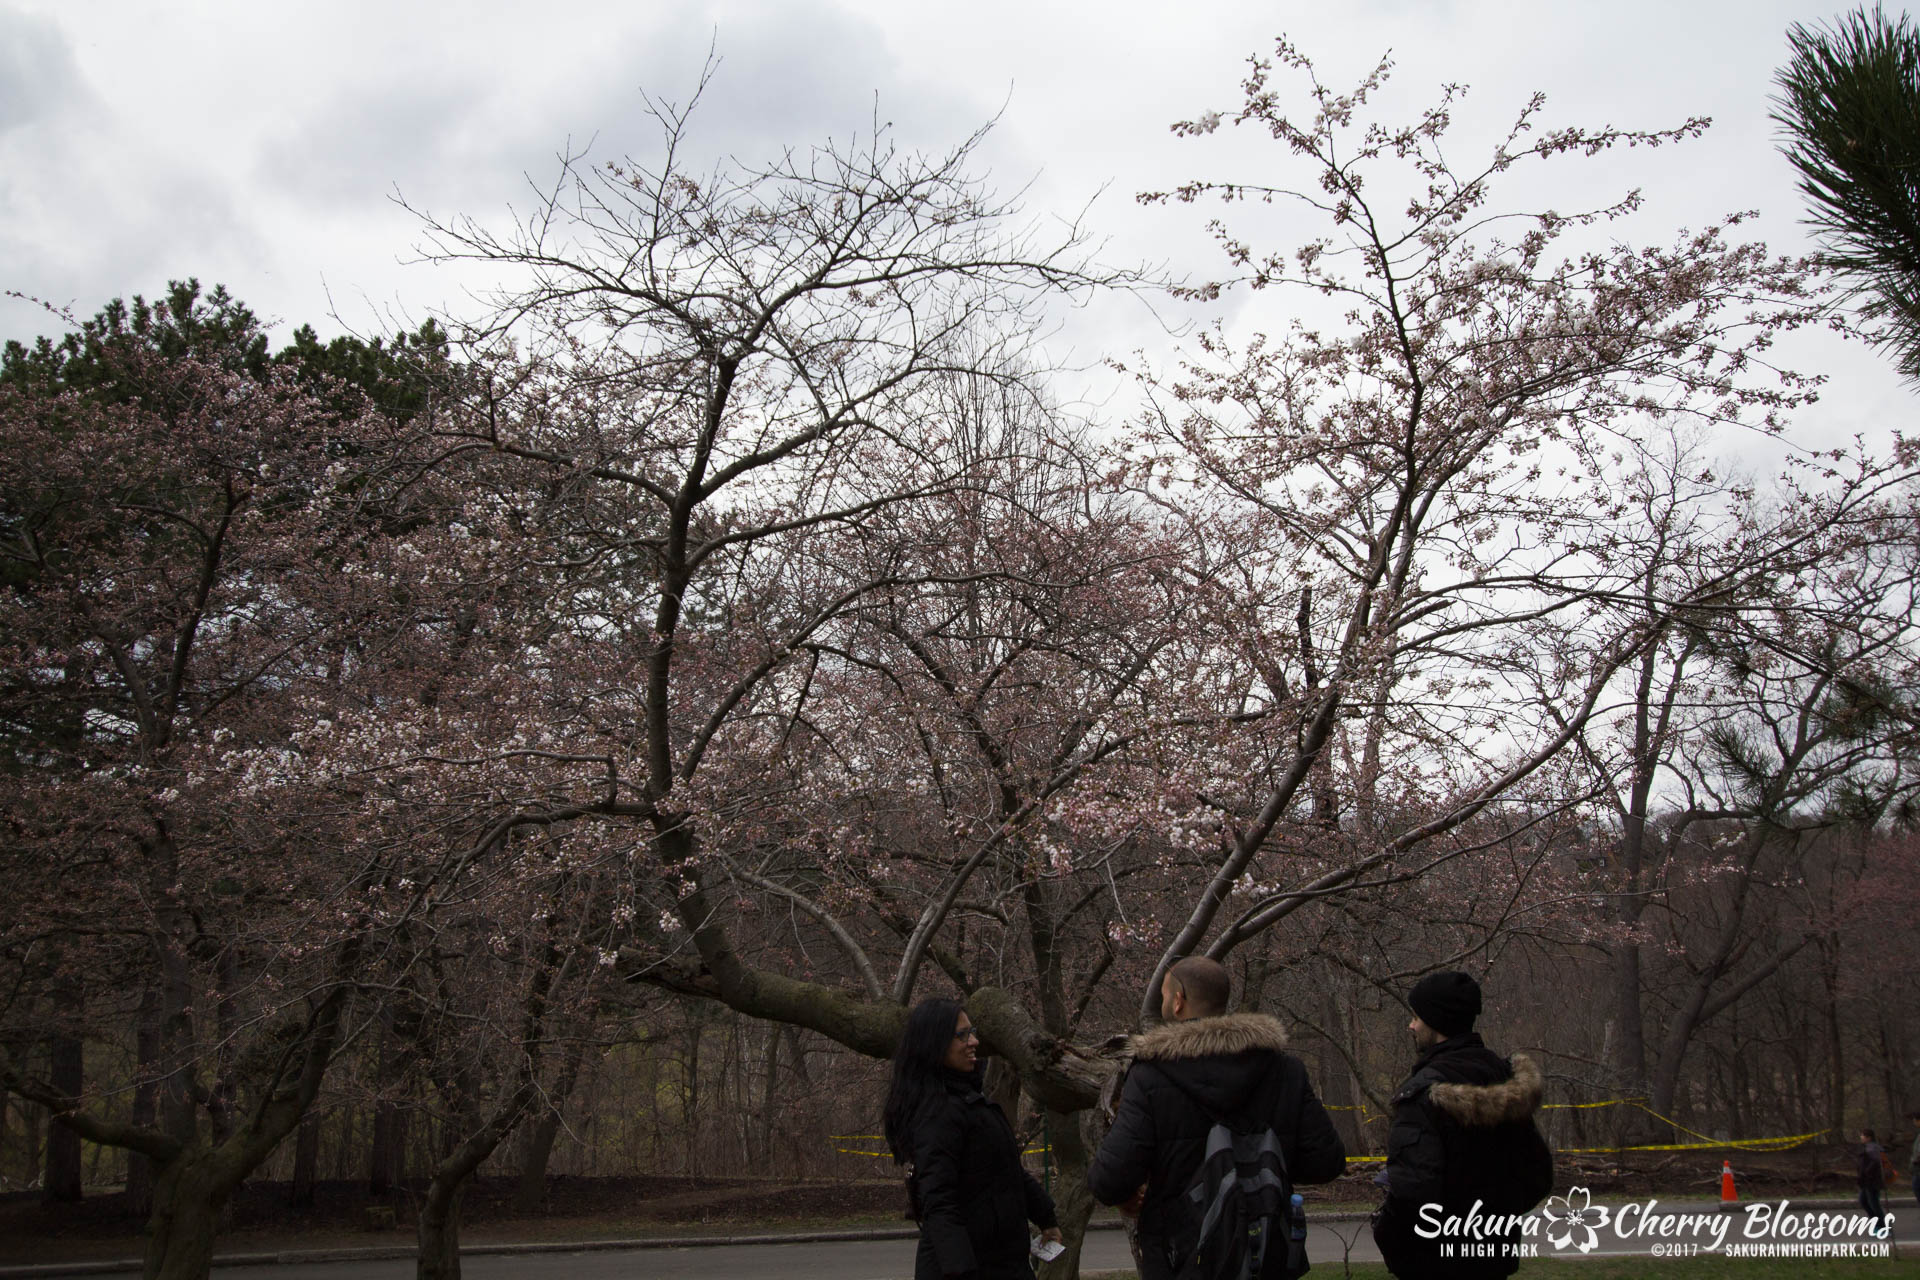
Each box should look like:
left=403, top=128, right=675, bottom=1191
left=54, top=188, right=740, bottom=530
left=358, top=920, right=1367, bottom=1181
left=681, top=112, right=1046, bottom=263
left=953, top=1027, right=980, bottom=1042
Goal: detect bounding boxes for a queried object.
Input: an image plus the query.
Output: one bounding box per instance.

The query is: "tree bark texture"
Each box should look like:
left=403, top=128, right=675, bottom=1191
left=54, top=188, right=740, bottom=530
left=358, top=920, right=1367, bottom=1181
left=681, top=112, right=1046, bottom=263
left=289, top=1111, right=321, bottom=1209
left=44, top=1009, right=84, bottom=1203
left=1037, top=1107, right=1096, bottom=1280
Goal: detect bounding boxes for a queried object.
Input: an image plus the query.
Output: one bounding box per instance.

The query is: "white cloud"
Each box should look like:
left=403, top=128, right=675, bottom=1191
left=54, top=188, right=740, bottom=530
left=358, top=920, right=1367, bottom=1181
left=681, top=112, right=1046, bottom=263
left=0, top=0, right=1902, bottom=454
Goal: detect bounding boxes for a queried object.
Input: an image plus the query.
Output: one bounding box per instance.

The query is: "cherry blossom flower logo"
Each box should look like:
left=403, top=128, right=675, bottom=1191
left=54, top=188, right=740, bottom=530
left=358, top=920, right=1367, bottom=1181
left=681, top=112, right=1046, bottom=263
left=1542, top=1187, right=1602, bottom=1253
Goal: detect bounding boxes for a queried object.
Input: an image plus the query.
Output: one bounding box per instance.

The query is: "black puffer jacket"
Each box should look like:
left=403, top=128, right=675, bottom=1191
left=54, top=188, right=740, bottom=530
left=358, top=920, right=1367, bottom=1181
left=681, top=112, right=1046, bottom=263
left=1372, top=1033, right=1551, bottom=1280
left=1087, top=1013, right=1347, bottom=1280
left=903, top=1070, right=1058, bottom=1280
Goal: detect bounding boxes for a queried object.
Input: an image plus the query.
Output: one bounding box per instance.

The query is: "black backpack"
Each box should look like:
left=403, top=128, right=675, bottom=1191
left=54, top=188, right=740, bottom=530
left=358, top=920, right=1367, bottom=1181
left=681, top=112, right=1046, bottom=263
left=1161, top=1070, right=1309, bottom=1280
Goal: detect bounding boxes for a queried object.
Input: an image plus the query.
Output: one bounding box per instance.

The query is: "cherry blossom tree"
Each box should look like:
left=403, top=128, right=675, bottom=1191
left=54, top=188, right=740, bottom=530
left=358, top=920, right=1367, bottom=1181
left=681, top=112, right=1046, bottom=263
left=0, top=290, right=461, bottom=1280
left=12, top=41, right=1916, bottom=1280
left=1115, top=39, right=1838, bottom=1025
left=381, top=46, right=1902, bottom=1277
left=1627, top=479, right=1920, bottom=1123
left=378, top=87, right=1141, bottom=1270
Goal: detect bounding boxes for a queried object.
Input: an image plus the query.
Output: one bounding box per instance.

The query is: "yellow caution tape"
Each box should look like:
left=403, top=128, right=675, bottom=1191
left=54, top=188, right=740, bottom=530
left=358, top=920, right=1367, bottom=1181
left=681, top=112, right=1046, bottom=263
left=1554, top=1130, right=1828, bottom=1155
left=1559, top=1103, right=1828, bottom=1152
left=1335, top=1097, right=1648, bottom=1117
left=832, top=1144, right=1052, bottom=1157
left=836, top=1110, right=1827, bottom=1163
left=1324, top=1098, right=1824, bottom=1156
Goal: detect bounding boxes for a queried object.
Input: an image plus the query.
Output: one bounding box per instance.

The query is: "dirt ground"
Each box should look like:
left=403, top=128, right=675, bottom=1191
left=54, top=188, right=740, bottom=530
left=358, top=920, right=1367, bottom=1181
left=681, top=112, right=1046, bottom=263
left=0, top=1144, right=1884, bottom=1266
left=1544, top=1143, right=1874, bottom=1198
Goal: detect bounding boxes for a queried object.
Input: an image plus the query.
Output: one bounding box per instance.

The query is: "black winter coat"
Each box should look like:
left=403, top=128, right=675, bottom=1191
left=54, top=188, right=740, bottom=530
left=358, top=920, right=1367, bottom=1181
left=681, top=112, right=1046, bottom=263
left=1859, top=1142, right=1886, bottom=1191
left=1371, top=1033, right=1551, bottom=1280
left=1087, top=1013, right=1347, bottom=1280
left=902, top=1071, right=1058, bottom=1280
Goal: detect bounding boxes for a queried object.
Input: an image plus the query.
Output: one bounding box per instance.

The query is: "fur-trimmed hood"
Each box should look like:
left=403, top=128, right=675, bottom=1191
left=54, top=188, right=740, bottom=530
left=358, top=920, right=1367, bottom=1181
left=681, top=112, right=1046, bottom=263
left=1128, top=1012, right=1289, bottom=1063
left=1427, top=1053, right=1544, bottom=1128
left=1088, top=1013, right=1347, bottom=1236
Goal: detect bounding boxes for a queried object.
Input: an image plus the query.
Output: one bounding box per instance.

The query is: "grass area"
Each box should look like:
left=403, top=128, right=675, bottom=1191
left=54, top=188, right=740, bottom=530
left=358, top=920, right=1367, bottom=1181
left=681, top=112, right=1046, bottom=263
left=1080, top=1260, right=1920, bottom=1279
left=1543, top=1263, right=1919, bottom=1279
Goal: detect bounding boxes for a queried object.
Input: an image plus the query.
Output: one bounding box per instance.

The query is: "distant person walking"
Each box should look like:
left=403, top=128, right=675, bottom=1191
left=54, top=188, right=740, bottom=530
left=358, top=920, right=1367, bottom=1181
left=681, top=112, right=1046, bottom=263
left=1859, top=1128, right=1890, bottom=1228
left=885, top=998, right=1061, bottom=1280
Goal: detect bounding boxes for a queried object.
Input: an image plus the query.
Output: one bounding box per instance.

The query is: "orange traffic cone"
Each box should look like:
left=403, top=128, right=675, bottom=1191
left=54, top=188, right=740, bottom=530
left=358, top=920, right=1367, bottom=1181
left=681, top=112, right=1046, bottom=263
left=1720, top=1161, right=1737, bottom=1204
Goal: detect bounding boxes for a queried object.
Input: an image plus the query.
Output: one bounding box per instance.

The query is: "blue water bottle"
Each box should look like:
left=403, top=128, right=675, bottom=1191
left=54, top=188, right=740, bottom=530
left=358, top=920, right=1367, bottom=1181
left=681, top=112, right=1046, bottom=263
left=1287, top=1192, right=1307, bottom=1269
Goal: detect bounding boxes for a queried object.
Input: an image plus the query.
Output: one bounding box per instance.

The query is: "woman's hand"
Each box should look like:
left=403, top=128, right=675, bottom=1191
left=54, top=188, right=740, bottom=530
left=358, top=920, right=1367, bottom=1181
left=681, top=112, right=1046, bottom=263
left=1042, top=1227, right=1063, bottom=1246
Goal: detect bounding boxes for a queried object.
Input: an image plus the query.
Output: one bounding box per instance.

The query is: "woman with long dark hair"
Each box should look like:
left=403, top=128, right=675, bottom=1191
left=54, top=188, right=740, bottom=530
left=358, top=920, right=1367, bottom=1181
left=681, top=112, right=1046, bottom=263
left=885, top=998, right=1062, bottom=1279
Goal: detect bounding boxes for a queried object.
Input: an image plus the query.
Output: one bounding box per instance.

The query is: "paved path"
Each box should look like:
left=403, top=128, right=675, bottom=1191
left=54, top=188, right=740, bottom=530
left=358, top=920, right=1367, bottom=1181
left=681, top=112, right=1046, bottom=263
left=187, top=1227, right=1386, bottom=1280
left=174, top=1234, right=1119, bottom=1280
left=185, top=1210, right=1910, bottom=1280
left=7, top=1200, right=1905, bottom=1278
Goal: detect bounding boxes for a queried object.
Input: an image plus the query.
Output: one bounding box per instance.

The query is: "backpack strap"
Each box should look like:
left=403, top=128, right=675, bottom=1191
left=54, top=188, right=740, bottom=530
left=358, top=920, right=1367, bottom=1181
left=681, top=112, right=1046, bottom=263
left=1151, top=1058, right=1303, bottom=1280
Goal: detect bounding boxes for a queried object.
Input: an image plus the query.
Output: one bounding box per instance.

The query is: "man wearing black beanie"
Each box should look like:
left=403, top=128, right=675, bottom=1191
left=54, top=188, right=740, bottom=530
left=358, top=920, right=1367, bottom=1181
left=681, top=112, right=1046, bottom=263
left=1372, top=972, right=1554, bottom=1278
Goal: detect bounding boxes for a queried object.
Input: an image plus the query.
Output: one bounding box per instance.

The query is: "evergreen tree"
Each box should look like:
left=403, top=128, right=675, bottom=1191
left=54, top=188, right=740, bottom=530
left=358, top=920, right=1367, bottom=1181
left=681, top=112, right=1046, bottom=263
left=1775, top=6, right=1920, bottom=381
left=5, top=279, right=455, bottom=422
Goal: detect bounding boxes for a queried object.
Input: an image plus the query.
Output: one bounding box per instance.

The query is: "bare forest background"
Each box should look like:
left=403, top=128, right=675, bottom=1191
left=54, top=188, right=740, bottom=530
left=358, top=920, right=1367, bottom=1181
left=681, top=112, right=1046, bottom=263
left=7, top=24, right=1920, bottom=1280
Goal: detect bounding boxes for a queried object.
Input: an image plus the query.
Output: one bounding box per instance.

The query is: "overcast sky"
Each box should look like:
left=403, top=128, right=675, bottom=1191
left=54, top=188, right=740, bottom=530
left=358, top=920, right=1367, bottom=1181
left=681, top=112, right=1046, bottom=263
left=2, top=0, right=1907, bottom=450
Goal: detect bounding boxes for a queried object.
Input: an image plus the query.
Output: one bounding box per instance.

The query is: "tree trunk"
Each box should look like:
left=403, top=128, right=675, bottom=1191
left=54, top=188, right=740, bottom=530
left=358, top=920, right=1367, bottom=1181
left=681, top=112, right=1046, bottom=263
left=418, top=1082, right=542, bottom=1280
left=1728, top=1026, right=1750, bottom=1140
left=369, top=1007, right=410, bottom=1199
left=148, top=943, right=359, bottom=1279
left=24, top=1100, right=44, bottom=1189
left=416, top=1180, right=468, bottom=1280
left=1609, top=651, right=1658, bottom=1139
left=783, top=1026, right=813, bottom=1175
left=208, top=953, right=239, bottom=1147
left=757, top=1025, right=781, bottom=1170
left=1825, top=944, right=1847, bottom=1137
left=511, top=1112, right=562, bottom=1214
left=1610, top=943, right=1650, bottom=1139
left=45, top=995, right=85, bottom=1202
left=369, top=1102, right=406, bottom=1197
left=512, top=1040, right=587, bottom=1213
left=0, top=938, right=367, bottom=1280
left=1878, top=1013, right=1901, bottom=1136
left=141, top=1136, right=280, bottom=1280
left=1319, top=994, right=1362, bottom=1154
left=1037, top=1107, right=1095, bottom=1280
left=127, top=985, right=162, bottom=1215
left=1608, top=636, right=1695, bottom=1145
left=143, top=1157, right=224, bottom=1280
left=289, top=1111, right=321, bottom=1209
left=682, top=1021, right=700, bottom=1177
left=1645, top=828, right=1778, bottom=1121
left=155, top=891, right=201, bottom=1155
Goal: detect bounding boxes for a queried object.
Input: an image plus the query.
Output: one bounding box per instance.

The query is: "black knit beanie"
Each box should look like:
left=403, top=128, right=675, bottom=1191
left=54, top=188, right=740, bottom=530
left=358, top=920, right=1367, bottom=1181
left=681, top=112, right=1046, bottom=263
left=1409, top=971, right=1481, bottom=1036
